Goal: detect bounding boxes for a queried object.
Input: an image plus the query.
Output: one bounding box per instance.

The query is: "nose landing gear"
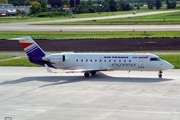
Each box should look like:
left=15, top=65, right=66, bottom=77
left=158, top=71, right=162, bottom=78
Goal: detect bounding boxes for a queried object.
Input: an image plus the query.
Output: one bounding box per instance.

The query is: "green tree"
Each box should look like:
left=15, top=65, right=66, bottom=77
left=155, top=0, right=162, bottom=9
left=37, top=0, right=47, bottom=12
left=119, top=0, right=132, bottom=11
left=8, top=0, right=19, bottom=5
left=172, top=1, right=176, bottom=8
left=61, top=0, right=69, bottom=6
left=102, top=0, right=110, bottom=12
left=30, top=1, right=42, bottom=14
left=166, top=0, right=169, bottom=4
left=148, top=1, right=154, bottom=9
left=119, top=0, right=126, bottom=10
left=25, top=0, right=31, bottom=5
left=109, top=0, right=117, bottom=11
left=0, top=0, right=8, bottom=3
left=137, top=4, right=140, bottom=10
left=88, top=7, right=96, bottom=13
left=167, top=1, right=176, bottom=9
left=81, top=1, right=89, bottom=13
left=87, top=0, right=93, bottom=6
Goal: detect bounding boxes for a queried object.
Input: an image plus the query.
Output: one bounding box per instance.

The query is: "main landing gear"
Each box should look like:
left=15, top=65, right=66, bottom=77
left=84, top=71, right=97, bottom=77
left=158, top=71, right=162, bottom=78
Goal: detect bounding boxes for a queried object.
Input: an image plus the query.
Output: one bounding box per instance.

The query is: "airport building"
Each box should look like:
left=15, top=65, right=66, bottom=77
left=0, top=3, right=29, bottom=16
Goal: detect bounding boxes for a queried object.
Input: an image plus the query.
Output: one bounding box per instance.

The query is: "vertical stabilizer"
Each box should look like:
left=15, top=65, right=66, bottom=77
left=8, top=36, right=54, bottom=67
left=19, top=36, right=45, bottom=57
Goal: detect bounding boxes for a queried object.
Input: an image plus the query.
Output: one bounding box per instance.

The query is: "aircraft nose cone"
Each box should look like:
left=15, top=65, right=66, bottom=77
left=162, top=61, right=174, bottom=70
left=168, top=63, right=174, bottom=69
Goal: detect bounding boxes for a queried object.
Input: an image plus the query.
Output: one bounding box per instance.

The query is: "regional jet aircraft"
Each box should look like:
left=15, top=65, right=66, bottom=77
left=9, top=36, right=174, bottom=78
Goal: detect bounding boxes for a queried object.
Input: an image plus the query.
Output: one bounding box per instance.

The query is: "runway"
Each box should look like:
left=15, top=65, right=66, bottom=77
left=0, top=67, right=180, bottom=120
left=0, top=10, right=180, bottom=31
left=1, top=24, right=180, bottom=31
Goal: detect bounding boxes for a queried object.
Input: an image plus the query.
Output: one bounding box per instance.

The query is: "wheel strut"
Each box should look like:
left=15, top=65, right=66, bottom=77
left=158, top=71, right=162, bottom=78
left=91, top=71, right=97, bottom=75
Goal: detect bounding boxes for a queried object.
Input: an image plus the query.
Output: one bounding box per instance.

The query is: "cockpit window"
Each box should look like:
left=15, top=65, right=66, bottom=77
left=150, top=57, right=161, bottom=61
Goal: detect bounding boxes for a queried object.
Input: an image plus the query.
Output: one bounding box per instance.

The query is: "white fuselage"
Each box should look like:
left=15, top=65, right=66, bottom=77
left=45, top=52, right=173, bottom=71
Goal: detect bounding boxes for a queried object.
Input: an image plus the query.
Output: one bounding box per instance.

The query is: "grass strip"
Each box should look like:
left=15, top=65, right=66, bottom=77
left=0, top=55, right=179, bottom=69
left=0, top=17, right=66, bottom=24
left=0, top=55, right=15, bottom=60
left=0, top=8, right=167, bottom=24
left=0, top=57, right=39, bottom=67
left=1, top=31, right=180, bottom=40
left=72, top=8, right=165, bottom=18
left=41, top=12, right=180, bottom=25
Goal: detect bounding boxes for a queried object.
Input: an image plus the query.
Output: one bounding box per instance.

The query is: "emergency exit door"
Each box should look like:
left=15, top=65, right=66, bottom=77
left=138, top=58, right=144, bottom=68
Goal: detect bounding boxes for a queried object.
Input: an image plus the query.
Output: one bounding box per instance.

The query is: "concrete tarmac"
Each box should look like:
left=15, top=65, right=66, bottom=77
left=0, top=67, right=180, bottom=120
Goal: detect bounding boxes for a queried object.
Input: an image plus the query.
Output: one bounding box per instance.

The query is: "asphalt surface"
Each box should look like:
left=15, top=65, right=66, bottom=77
left=0, top=67, right=179, bottom=120
left=0, top=10, right=180, bottom=31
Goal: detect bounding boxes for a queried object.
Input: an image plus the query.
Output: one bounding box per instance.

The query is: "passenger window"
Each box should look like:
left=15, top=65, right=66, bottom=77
left=114, top=60, right=116, bottom=62
left=109, top=60, right=111, bottom=62
left=100, top=60, right=102, bottom=62
left=86, top=59, right=88, bottom=62
left=119, top=60, right=121, bottom=62
left=104, top=60, right=106, bottom=62
left=90, top=59, right=92, bottom=62
left=129, top=60, right=131, bottom=62
left=76, top=59, right=78, bottom=62
left=124, top=60, right=126, bottom=62
left=81, top=59, right=83, bottom=62
left=95, top=59, right=97, bottom=62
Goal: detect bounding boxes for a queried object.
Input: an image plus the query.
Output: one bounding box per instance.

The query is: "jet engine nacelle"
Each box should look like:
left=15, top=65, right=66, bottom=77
left=49, top=55, right=65, bottom=63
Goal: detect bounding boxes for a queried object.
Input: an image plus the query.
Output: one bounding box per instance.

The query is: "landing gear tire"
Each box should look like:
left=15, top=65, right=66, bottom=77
left=159, top=74, right=162, bottom=78
left=84, top=72, right=90, bottom=77
left=91, top=71, right=97, bottom=75
left=158, top=71, right=162, bottom=78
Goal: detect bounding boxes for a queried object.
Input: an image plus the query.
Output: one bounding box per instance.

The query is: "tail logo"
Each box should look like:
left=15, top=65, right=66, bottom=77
left=21, top=43, right=33, bottom=49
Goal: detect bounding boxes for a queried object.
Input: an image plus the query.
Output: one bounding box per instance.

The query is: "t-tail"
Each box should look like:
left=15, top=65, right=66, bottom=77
left=9, top=36, right=54, bottom=68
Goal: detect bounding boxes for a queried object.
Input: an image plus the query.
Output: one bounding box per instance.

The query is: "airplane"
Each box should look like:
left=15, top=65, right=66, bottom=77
left=9, top=36, right=174, bottom=78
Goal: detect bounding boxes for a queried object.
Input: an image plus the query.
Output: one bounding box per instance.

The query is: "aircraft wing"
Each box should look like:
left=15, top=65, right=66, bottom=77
left=65, top=68, right=107, bottom=73
left=45, top=64, right=107, bottom=73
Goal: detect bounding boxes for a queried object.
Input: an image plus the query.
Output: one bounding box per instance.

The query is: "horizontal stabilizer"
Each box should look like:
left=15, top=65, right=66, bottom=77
left=7, top=38, right=24, bottom=40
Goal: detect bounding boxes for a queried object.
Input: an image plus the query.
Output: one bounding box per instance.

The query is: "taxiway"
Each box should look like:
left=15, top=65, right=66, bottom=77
left=0, top=67, right=180, bottom=120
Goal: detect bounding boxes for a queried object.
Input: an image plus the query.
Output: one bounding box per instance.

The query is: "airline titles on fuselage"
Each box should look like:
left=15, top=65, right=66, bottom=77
left=112, top=63, right=137, bottom=67
left=103, top=56, right=137, bottom=67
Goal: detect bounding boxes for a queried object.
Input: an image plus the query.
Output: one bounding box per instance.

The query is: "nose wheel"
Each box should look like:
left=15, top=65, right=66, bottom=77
left=158, top=71, right=162, bottom=78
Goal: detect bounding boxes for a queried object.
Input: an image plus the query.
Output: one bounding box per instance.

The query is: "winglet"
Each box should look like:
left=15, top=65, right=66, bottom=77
left=45, top=64, right=53, bottom=73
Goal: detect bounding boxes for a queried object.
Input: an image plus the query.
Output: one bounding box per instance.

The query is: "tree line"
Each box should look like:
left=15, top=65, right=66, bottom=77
left=0, top=0, right=177, bottom=15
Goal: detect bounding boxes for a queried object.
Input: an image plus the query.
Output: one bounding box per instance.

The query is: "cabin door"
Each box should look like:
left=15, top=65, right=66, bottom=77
left=138, top=58, right=144, bottom=68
